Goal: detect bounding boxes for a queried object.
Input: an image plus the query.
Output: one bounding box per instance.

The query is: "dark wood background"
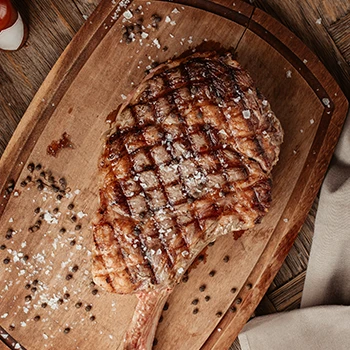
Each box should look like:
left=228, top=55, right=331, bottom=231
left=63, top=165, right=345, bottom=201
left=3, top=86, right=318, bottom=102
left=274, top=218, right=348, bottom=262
left=0, top=1, right=349, bottom=349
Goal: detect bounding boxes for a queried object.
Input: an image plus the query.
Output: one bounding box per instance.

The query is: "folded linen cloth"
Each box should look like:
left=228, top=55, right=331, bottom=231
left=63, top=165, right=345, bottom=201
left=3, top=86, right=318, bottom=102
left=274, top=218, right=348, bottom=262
left=238, top=111, right=350, bottom=350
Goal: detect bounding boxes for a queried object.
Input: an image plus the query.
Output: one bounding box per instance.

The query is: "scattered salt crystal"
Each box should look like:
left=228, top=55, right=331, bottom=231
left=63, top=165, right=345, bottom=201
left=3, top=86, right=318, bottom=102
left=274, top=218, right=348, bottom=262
left=170, top=20, right=176, bottom=26
left=74, top=189, right=81, bottom=195
left=13, top=191, right=19, bottom=197
left=121, top=94, right=127, bottom=100
left=172, top=8, right=180, bottom=13
left=286, top=70, right=292, bottom=78
left=177, top=267, right=184, bottom=274
left=262, top=100, right=268, bottom=106
left=322, top=97, right=330, bottom=107
left=233, top=96, right=241, bottom=103
left=18, top=270, right=26, bottom=276
left=165, top=16, right=171, bottom=23
left=43, top=212, right=58, bottom=225
left=21, top=241, right=26, bottom=248
left=123, top=10, right=133, bottom=19
left=303, top=59, right=308, bottom=64
left=300, top=129, right=304, bottom=133
left=156, top=249, right=162, bottom=255
left=83, top=14, right=88, bottom=20
left=181, top=251, right=189, bottom=257
left=218, top=129, right=228, bottom=137
left=43, top=333, right=48, bottom=340
left=242, top=110, right=251, bottom=119
left=14, top=343, right=21, bottom=349
left=76, top=245, right=82, bottom=250
left=1, top=313, right=8, bottom=318
left=283, top=218, right=289, bottom=223
left=77, top=211, right=87, bottom=219
left=217, top=328, right=222, bottom=332
left=23, top=307, right=29, bottom=314
left=109, top=335, right=113, bottom=340
left=153, top=38, right=161, bottom=49
left=315, top=18, right=322, bottom=24
left=310, top=119, right=315, bottom=124
left=1, top=334, right=8, bottom=339
left=9, top=218, right=13, bottom=223
left=20, top=321, right=26, bottom=327
left=141, top=32, right=148, bottom=39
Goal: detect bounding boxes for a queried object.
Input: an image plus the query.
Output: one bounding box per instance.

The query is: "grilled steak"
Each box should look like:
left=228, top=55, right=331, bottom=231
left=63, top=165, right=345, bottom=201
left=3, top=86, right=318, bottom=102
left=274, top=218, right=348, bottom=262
left=92, top=52, right=283, bottom=349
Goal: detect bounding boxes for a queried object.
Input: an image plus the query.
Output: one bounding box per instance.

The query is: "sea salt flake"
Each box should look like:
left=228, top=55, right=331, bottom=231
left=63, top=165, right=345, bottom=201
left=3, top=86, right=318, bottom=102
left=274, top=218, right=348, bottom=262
left=1, top=334, right=8, bottom=339
left=43, top=333, right=48, bottom=340
left=286, top=70, right=292, bottom=78
left=172, top=8, right=180, bottom=13
left=303, top=59, right=308, bottom=64
left=283, top=218, right=289, bottom=223
left=123, top=10, right=133, bottom=19
left=1, top=313, right=8, bottom=318
left=177, top=267, right=184, bottom=274
left=9, top=218, right=13, bottom=223
left=322, top=98, right=330, bottom=107
left=141, top=32, right=148, bottom=39
left=315, top=18, right=322, bottom=24
left=170, top=20, right=176, bottom=26
left=165, top=16, right=171, bottom=23
left=262, top=100, right=268, bottom=106
left=20, top=321, right=26, bottom=327
left=14, top=343, right=21, bottom=349
left=43, top=212, right=58, bottom=225
left=77, top=211, right=87, bottom=219
left=153, top=38, right=161, bottom=49
left=242, top=110, right=251, bottom=119
left=310, top=119, right=315, bottom=124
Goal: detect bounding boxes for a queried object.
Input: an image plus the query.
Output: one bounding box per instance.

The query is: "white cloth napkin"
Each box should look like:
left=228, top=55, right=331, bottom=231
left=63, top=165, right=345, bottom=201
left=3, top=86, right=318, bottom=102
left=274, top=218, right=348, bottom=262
left=238, top=111, right=350, bottom=350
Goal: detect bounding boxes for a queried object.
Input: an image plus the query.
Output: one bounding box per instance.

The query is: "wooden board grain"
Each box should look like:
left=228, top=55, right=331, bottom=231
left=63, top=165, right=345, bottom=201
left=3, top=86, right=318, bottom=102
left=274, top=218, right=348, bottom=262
left=0, top=1, right=348, bottom=350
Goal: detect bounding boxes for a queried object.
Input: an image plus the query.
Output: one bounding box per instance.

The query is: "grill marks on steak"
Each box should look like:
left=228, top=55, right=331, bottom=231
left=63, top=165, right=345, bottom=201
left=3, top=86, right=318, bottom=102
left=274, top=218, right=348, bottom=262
left=92, top=52, right=283, bottom=294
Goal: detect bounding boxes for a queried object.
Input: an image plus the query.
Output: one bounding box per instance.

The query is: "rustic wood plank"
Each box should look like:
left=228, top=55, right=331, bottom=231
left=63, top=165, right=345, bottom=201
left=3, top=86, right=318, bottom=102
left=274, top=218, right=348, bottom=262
left=0, top=0, right=98, bottom=157
left=250, top=0, right=350, bottom=99
left=329, top=12, right=350, bottom=64
left=72, top=0, right=100, bottom=18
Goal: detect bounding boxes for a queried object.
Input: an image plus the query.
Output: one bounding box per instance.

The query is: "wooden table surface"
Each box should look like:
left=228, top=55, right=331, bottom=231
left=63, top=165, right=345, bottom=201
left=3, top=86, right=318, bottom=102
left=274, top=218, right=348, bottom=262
left=0, top=1, right=349, bottom=349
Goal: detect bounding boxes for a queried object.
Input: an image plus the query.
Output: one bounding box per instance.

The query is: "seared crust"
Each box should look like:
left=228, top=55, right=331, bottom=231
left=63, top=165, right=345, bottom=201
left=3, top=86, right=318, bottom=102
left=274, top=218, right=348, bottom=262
left=92, top=52, right=283, bottom=294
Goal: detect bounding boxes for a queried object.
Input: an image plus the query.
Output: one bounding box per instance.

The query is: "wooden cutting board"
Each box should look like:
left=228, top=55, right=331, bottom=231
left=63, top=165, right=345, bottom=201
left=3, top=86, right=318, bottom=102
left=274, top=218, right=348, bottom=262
left=0, top=0, right=348, bottom=349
